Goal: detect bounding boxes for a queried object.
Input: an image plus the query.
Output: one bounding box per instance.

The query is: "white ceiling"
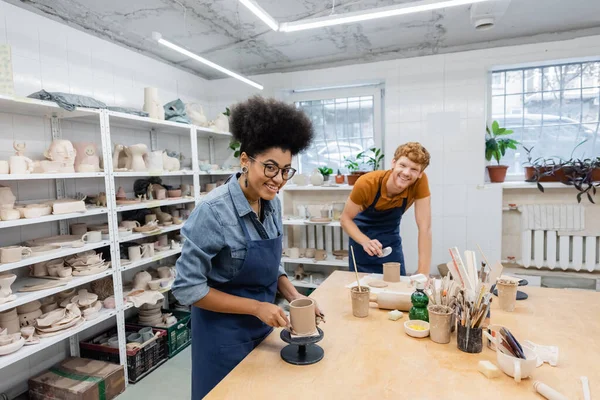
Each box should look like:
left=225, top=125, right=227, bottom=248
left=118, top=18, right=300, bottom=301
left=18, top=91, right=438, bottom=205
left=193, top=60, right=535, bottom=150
left=7, top=0, right=600, bottom=79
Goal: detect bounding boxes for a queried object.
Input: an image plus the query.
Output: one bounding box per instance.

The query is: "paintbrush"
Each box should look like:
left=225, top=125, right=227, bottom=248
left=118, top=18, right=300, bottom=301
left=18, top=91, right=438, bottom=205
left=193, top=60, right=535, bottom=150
left=350, top=245, right=362, bottom=292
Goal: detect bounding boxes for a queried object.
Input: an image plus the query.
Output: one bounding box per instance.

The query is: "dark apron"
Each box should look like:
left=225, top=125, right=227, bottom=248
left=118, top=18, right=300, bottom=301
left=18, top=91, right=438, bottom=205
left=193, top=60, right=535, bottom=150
left=348, top=175, right=407, bottom=275
left=191, top=190, right=282, bottom=399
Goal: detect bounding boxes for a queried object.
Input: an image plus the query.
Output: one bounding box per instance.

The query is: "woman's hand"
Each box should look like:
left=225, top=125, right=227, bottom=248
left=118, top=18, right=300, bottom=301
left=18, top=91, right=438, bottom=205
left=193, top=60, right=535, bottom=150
left=361, top=239, right=383, bottom=257
left=253, top=302, right=289, bottom=327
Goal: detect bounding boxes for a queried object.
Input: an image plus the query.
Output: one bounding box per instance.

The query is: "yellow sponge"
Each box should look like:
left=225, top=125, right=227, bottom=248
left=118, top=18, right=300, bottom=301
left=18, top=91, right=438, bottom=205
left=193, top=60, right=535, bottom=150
left=478, top=360, right=501, bottom=378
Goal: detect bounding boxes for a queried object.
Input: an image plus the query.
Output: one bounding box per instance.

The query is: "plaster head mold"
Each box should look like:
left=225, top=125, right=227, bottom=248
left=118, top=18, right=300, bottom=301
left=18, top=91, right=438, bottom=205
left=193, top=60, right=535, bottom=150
left=38, top=140, right=77, bottom=173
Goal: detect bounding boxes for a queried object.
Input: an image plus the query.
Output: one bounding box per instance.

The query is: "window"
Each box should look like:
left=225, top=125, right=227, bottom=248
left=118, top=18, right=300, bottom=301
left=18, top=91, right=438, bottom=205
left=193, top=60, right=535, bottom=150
left=491, top=61, right=600, bottom=175
left=295, top=95, right=377, bottom=174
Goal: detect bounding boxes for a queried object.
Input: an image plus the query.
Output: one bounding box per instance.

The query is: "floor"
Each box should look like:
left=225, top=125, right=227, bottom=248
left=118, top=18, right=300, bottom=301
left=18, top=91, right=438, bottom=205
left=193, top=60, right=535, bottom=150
left=118, top=346, right=191, bottom=399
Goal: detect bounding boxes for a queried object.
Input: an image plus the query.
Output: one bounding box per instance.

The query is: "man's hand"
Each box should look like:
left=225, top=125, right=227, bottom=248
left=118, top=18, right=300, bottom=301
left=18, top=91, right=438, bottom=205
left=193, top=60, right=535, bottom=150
left=361, top=239, right=383, bottom=257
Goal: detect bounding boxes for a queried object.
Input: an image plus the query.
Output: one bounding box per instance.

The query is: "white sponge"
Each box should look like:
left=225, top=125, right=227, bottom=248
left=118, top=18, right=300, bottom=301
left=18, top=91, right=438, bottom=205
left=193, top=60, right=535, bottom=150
left=478, top=360, right=501, bottom=378
left=388, top=310, right=403, bottom=321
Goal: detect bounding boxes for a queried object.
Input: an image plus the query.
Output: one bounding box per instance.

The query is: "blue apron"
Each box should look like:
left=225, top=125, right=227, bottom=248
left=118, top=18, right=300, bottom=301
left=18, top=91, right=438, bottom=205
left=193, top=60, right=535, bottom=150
left=348, top=174, right=407, bottom=275
left=191, top=191, right=282, bottom=399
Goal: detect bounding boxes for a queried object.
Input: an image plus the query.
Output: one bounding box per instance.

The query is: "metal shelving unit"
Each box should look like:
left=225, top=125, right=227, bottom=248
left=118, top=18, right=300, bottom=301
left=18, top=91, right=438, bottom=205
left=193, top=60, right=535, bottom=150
left=0, top=94, right=231, bottom=383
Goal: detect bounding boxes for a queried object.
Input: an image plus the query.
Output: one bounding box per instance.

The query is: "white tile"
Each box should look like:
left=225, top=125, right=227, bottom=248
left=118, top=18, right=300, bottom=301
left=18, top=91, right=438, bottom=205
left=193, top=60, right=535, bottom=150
left=466, top=184, right=503, bottom=216
left=41, top=63, right=70, bottom=93
left=431, top=218, right=446, bottom=266
left=0, top=12, right=7, bottom=44
left=442, top=216, right=467, bottom=253
left=467, top=216, right=498, bottom=252
left=422, top=113, right=447, bottom=152
left=424, top=151, right=443, bottom=185
left=443, top=184, right=467, bottom=216
left=6, top=15, right=39, bottom=60
left=421, top=90, right=444, bottom=120
left=38, top=24, right=68, bottom=67
left=68, top=65, right=94, bottom=97
left=11, top=54, right=41, bottom=96
left=429, top=183, right=444, bottom=217
left=443, top=151, right=484, bottom=185
left=443, top=87, right=468, bottom=118
left=397, top=90, right=422, bottom=122
left=466, top=84, right=486, bottom=120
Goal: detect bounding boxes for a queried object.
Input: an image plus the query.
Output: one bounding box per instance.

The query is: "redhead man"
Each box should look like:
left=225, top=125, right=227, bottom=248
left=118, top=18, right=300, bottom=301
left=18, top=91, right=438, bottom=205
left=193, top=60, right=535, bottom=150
left=340, top=142, right=432, bottom=275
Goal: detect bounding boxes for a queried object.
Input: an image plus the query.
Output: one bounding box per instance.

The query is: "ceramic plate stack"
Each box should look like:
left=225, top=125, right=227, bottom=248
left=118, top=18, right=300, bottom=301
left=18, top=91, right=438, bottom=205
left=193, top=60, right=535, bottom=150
left=137, top=302, right=163, bottom=326
left=65, top=251, right=110, bottom=276
left=34, top=304, right=84, bottom=338
left=70, top=289, right=103, bottom=320
left=0, top=329, right=25, bottom=355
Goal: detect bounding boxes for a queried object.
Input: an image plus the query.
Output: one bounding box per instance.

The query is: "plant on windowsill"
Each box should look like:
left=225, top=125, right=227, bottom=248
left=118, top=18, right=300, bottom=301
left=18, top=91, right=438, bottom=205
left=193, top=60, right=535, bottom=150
left=560, top=156, right=600, bottom=204
left=485, top=120, right=519, bottom=183
left=358, top=147, right=385, bottom=171
left=318, top=166, right=333, bottom=182
left=344, top=155, right=362, bottom=186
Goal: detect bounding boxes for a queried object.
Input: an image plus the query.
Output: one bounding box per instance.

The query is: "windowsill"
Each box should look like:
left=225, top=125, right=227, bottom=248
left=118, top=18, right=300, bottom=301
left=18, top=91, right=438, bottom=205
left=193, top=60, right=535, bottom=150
left=500, top=181, right=575, bottom=189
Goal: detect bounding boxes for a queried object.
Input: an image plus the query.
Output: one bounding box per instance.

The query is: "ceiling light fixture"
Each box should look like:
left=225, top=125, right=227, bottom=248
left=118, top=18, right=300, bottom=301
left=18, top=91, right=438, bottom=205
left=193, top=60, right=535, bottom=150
left=239, top=0, right=279, bottom=31
left=279, top=0, right=494, bottom=32
left=152, top=32, right=264, bottom=90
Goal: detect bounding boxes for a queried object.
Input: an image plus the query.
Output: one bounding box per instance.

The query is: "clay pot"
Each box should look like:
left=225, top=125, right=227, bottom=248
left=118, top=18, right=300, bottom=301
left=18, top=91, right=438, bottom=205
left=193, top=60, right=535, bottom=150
left=0, top=273, right=17, bottom=297
left=383, top=262, right=401, bottom=282
left=347, top=172, right=366, bottom=186
left=487, top=165, right=509, bottom=183
left=18, top=308, right=42, bottom=327
left=335, top=174, right=345, bottom=184
left=428, top=305, right=453, bottom=344
left=120, top=220, right=141, bottom=230
left=157, top=266, right=172, bottom=279
left=289, top=298, right=317, bottom=335
left=0, top=186, right=16, bottom=210
left=351, top=286, right=370, bottom=318
left=0, top=309, right=20, bottom=334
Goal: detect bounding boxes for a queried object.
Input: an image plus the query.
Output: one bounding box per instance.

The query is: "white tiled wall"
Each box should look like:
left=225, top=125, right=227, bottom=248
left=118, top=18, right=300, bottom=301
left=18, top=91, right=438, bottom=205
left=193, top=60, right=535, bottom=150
left=203, top=34, right=600, bottom=275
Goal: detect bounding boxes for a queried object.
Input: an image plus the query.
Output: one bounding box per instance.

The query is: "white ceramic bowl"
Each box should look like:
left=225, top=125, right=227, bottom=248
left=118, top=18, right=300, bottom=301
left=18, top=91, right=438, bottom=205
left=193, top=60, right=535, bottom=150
left=404, top=320, right=430, bottom=338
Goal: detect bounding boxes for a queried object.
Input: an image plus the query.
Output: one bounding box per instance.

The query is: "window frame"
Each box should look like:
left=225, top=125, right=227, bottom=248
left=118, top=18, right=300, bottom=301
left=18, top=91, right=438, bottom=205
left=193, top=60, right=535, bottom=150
left=489, top=59, right=600, bottom=180
left=286, top=85, right=384, bottom=174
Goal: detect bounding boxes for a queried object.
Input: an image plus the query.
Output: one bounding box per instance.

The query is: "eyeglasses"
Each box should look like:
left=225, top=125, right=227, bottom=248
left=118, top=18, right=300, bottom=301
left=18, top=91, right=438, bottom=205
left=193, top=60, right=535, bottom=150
left=248, top=156, right=297, bottom=180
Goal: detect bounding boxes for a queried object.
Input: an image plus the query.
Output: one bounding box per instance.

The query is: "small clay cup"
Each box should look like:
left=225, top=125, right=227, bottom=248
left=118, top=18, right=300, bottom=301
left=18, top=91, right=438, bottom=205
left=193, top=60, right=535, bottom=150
left=497, top=280, right=518, bottom=312
left=351, top=286, right=370, bottom=318
left=428, top=305, right=453, bottom=344
left=383, top=262, right=401, bottom=282
left=314, top=250, right=327, bottom=261
left=289, top=298, right=317, bottom=335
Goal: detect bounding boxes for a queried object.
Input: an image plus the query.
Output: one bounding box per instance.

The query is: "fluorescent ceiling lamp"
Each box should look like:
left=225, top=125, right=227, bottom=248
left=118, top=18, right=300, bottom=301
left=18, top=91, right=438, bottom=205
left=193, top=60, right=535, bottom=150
left=239, top=0, right=279, bottom=31
left=280, top=0, right=493, bottom=32
left=152, top=32, right=263, bottom=90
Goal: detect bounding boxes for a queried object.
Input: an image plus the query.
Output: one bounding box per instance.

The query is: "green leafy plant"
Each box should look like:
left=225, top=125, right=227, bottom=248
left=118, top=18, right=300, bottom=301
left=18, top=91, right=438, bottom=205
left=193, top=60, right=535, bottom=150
left=223, top=107, right=231, bottom=117
left=229, top=139, right=241, bottom=158
left=485, top=121, right=518, bottom=164
left=318, top=166, right=333, bottom=176
left=344, top=156, right=360, bottom=173
left=358, top=147, right=385, bottom=171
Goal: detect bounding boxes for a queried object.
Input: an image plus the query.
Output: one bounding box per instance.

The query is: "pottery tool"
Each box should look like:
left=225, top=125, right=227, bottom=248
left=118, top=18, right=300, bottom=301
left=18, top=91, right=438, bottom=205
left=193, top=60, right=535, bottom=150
left=534, top=382, right=569, bottom=400
left=581, top=376, right=591, bottom=400
left=350, top=245, right=362, bottom=292
left=449, top=247, right=475, bottom=298
left=377, top=246, right=392, bottom=258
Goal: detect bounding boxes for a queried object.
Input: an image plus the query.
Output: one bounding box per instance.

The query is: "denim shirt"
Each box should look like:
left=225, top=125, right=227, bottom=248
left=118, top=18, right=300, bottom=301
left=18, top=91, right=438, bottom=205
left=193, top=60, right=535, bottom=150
left=172, top=174, right=286, bottom=306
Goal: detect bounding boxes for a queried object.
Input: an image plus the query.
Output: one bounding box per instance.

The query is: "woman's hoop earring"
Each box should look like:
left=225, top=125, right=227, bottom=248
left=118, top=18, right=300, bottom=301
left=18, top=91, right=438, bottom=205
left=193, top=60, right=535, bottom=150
left=242, top=166, right=249, bottom=187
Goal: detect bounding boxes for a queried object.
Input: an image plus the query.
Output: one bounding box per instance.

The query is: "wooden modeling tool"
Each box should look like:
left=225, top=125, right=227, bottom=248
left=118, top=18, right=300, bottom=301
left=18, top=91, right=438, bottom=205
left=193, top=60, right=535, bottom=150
left=350, top=245, right=362, bottom=291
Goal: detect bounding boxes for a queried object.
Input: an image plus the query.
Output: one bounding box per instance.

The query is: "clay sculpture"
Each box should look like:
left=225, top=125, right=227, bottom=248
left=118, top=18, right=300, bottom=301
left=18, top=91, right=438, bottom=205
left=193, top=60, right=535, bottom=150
left=73, top=142, right=100, bottom=172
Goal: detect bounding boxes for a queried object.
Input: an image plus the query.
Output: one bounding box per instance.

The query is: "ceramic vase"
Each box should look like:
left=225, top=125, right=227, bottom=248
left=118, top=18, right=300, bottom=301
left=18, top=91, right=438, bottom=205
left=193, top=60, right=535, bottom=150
left=73, top=142, right=100, bottom=172
left=185, top=103, right=208, bottom=127
left=0, top=274, right=17, bottom=298
left=162, top=152, right=180, bottom=171
left=213, top=114, right=229, bottom=132
left=143, top=87, right=165, bottom=120
left=128, top=144, right=148, bottom=172
left=310, top=169, right=324, bottom=186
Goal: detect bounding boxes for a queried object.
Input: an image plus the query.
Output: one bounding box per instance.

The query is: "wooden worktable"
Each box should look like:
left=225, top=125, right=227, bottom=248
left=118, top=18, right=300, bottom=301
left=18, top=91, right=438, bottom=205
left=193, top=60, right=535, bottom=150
left=206, top=271, right=600, bottom=399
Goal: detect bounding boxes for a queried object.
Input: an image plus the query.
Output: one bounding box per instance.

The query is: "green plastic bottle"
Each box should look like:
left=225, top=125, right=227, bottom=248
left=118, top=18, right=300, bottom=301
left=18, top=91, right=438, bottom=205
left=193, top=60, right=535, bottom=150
left=409, top=280, right=429, bottom=322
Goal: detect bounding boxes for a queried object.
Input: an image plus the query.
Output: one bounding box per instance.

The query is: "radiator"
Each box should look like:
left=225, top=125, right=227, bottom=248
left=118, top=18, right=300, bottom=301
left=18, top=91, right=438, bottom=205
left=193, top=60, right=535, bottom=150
left=518, top=204, right=600, bottom=271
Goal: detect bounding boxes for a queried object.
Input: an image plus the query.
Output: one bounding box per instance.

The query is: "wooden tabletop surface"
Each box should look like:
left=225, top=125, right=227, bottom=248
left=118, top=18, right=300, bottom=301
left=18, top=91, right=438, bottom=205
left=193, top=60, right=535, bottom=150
left=206, top=270, right=600, bottom=399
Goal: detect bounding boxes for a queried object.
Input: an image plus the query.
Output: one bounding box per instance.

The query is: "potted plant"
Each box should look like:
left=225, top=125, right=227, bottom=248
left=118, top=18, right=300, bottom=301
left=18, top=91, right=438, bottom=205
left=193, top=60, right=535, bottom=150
left=359, top=147, right=385, bottom=171
left=334, top=169, right=345, bottom=184
left=485, top=121, right=519, bottom=183
left=318, top=166, right=333, bottom=182
left=522, top=146, right=561, bottom=184
left=561, top=157, right=600, bottom=203
left=344, top=156, right=362, bottom=186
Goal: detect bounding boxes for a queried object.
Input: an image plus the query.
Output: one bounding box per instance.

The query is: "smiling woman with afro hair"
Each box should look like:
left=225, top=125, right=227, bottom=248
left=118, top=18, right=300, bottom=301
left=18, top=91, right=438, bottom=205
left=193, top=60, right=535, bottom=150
left=173, top=96, right=319, bottom=399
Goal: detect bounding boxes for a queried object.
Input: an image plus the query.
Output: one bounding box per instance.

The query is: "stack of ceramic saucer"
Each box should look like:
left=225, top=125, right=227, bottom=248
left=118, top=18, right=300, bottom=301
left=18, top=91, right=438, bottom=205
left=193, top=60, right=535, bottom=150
left=70, top=289, right=102, bottom=320
left=34, top=304, right=83, bottom=338
left=65, top=251, right=110, bottom=276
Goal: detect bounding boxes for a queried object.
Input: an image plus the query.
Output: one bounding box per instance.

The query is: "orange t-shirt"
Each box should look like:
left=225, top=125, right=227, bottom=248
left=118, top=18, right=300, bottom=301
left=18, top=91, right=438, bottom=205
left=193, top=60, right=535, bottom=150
left=349, top=170, right=430, bottom=211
